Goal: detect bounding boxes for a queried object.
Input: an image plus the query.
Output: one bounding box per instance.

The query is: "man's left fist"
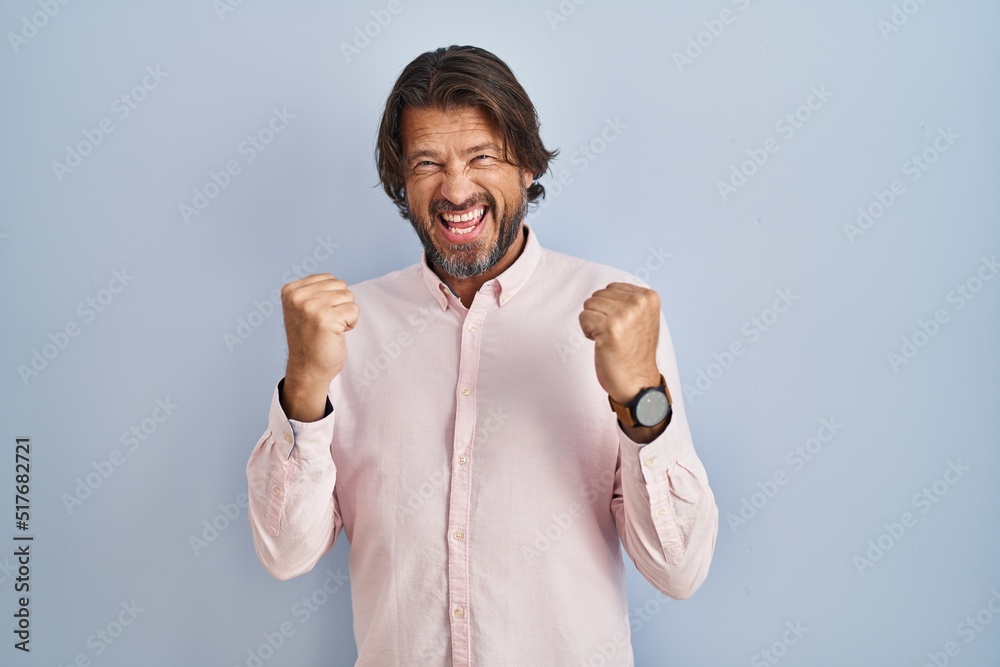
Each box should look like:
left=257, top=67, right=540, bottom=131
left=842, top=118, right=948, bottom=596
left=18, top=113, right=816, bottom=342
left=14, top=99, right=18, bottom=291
left=579, top=282, right=662, bottom=404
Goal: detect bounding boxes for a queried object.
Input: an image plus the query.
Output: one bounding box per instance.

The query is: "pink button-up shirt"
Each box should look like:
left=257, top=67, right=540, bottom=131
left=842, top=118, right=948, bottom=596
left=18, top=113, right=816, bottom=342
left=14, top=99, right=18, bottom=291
left=246, top=223, right=718, bottom=666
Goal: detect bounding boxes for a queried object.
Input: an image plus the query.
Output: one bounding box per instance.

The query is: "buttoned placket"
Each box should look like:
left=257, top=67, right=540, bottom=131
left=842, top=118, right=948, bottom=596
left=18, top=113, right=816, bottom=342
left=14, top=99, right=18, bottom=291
left=446, top=279, right=500, bottom=667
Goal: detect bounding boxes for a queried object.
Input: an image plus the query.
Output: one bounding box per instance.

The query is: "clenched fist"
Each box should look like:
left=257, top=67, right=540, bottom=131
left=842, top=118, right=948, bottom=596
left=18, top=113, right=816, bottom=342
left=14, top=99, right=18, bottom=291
left=280, top=273, right=360, bottom=422
left=579, top=282, right=662, bottom=405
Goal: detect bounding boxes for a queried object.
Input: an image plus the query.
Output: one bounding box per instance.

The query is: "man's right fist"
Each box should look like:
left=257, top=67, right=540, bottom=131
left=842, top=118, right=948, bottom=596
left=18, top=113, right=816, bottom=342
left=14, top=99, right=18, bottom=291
left=280, top=274, right=360, bottom=413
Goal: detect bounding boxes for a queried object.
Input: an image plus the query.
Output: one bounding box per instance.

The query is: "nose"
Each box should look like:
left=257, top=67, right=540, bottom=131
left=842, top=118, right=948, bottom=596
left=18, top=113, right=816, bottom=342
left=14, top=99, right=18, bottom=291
left=439, top=165, right=478, bottom=207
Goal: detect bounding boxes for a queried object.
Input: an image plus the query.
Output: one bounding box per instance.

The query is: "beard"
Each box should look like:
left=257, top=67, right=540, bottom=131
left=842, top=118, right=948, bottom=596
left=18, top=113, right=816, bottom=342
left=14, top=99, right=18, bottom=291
left=406, top=186, right=528, bottom=279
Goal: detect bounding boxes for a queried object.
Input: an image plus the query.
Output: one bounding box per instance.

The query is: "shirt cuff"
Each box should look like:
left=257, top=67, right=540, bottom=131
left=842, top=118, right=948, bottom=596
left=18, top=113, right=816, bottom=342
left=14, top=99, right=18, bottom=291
left=272, top=378, right=335, bottom=461
left=617, top=415, right=692, bottom=488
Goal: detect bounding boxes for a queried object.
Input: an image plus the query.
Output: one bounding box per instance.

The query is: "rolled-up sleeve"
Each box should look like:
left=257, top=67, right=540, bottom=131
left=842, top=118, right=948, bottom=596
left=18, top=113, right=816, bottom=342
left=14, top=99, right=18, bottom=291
left=246, top=378, right=342, bottom=581
left=610, top=313, right=719, bottom=600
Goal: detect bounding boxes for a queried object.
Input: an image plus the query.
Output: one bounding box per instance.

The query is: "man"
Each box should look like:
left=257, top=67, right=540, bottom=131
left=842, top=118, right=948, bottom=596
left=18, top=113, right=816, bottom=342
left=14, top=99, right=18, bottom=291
left=246, top=45, right=718, bottom=666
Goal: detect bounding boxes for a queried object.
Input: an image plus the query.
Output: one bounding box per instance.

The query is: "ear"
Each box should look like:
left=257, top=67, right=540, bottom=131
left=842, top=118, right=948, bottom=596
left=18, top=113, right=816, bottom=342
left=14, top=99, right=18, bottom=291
left=521, top=169, right=533, bottom=189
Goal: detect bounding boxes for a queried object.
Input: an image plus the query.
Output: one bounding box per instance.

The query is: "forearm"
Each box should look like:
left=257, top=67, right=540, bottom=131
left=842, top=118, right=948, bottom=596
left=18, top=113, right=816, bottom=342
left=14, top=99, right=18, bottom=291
left=612, top=316, right=719, bottom=598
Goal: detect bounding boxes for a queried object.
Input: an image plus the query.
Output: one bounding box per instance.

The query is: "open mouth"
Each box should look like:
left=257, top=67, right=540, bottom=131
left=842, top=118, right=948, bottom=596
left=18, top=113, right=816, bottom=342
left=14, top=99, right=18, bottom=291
left=437, top=206, right=489, bottom=240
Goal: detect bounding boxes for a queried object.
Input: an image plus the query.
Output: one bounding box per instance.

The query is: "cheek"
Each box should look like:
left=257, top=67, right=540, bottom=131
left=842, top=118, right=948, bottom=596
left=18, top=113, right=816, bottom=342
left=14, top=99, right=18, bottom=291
left=493, top=181, right=524, bottom=212
left=405, top=182, right=435, bottom=215
left=482, top=173, right=517, bottom=200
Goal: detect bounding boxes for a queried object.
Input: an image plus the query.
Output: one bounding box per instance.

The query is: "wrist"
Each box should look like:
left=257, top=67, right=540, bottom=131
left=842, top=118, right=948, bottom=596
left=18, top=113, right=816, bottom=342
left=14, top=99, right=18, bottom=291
left=619, top=417, right=669, bottom=445
left=608, top=370, right=671, bottom=434
left=280, top=374, right=331, bottom=423
left=610, top=366, right=662, bottom=404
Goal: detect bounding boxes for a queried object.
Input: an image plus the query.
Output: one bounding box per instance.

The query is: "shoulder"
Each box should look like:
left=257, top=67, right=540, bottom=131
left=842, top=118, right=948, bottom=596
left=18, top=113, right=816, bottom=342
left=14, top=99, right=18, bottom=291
left=347, top=262, right=423, bottom=297
left=343, top=262, right=431, bottom=320
left=538, top=245, right=648, bottom=290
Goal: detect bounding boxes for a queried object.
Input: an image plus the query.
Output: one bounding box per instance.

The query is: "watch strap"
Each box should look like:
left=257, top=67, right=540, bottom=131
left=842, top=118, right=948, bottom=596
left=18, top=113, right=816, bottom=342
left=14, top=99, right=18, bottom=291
left=607, top=374, right=669, bottom=428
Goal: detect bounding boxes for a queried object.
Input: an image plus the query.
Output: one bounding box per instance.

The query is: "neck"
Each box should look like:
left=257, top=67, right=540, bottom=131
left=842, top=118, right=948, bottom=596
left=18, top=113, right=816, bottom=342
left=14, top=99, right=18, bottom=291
left=434, top=224, right=527, bottom=308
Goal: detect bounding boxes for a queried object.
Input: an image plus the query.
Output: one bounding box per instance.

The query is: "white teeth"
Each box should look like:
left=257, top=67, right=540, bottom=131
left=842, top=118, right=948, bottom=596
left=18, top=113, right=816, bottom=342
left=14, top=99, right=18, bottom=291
left=442, top=207, right=484, bottom=223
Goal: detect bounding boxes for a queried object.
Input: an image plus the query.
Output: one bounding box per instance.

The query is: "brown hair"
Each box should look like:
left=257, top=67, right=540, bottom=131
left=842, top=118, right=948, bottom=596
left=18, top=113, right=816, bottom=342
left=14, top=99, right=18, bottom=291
left=375, top=45, right=559, bottom=218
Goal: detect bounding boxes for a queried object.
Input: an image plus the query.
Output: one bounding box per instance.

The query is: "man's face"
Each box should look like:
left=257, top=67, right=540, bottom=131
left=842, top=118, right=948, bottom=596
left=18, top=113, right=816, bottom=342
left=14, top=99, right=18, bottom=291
left=401, top=105, right=532, bottom=279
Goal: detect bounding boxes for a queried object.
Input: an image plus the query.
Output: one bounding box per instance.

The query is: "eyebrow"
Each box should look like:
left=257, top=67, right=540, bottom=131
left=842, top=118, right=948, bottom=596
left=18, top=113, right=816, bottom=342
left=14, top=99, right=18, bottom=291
left=405, top=143, right=504, bottom=164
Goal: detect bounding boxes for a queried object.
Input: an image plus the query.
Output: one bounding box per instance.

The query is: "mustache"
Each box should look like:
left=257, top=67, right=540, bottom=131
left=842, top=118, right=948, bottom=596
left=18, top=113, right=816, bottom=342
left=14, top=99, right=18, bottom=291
left=430, top=194, right=495, bottom=215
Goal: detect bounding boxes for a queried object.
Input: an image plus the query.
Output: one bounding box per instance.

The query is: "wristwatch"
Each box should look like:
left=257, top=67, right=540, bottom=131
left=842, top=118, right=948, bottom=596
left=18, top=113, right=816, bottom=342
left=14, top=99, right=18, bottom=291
left=608, top=374, right=672, bottom=428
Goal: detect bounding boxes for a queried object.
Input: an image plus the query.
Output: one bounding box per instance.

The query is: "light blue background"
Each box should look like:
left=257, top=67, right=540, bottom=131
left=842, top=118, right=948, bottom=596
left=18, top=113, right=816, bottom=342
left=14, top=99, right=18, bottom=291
left=1, top=1, right=998, bottom=665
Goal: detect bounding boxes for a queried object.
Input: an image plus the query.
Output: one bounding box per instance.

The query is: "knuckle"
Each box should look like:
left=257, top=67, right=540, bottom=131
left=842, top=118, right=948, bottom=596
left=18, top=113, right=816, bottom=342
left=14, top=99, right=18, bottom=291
left=300, top=297, right=321, bottom=315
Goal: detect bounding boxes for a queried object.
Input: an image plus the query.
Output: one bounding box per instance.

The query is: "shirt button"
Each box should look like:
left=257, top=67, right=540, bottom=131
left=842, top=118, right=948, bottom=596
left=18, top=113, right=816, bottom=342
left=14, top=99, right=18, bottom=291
left=500, top=294, right=509, bottom=304
left=461, top=387, right=470, bottom=396
left=453, top=608, right=464, bottom=619
left=457, top=455, right=468, bottom=465
left=273, top=486, right=281, bottom=497
left=644, top=457, right=655, bottom=467
left=468, top=324, right=477, bottom=332
left=453, top=530, right=464, bottom=541
left=657, top=507, right=667, bottom=518
left=284, top=433, right=293, bottom=444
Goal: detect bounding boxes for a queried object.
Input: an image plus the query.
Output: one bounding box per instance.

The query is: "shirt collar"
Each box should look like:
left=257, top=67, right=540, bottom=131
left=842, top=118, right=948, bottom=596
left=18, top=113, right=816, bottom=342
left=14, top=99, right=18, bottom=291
left=420, top=223, right=542, bottom=311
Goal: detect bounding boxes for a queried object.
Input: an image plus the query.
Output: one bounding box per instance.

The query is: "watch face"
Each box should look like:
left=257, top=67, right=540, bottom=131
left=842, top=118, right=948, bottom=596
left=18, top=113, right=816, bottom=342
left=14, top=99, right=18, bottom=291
left=636, top=390, right=670, bottom=427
